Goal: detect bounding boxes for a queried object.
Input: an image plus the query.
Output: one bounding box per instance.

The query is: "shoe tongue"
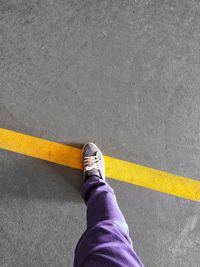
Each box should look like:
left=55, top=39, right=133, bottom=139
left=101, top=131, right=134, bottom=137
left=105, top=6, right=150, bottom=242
left=90, top=151, right=97, bottom=159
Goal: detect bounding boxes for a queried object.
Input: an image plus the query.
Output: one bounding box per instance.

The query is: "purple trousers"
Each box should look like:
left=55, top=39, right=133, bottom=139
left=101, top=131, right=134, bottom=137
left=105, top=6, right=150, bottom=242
left=74, top=176, right=144, bottom=267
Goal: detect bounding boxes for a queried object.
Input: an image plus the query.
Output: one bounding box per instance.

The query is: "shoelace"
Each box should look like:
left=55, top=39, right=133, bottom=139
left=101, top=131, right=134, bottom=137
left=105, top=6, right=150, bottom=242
left=83, top=155, right=101, bottom=171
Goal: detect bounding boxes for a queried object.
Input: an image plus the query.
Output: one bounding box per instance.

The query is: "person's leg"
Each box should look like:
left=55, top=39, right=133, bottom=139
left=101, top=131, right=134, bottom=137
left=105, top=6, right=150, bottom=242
left=74, top=175, right=144, bottom=267
left=82, top=175, right=129, bottom=231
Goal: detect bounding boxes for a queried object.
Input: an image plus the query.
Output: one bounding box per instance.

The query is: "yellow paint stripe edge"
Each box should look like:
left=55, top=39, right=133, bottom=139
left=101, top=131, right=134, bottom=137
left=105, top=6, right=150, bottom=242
left=0, top=128, right=200, bottom=202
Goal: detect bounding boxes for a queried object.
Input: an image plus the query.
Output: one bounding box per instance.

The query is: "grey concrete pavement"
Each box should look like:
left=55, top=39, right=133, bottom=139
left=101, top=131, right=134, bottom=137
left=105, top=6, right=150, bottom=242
left=1, top=0, right=200, bottom=266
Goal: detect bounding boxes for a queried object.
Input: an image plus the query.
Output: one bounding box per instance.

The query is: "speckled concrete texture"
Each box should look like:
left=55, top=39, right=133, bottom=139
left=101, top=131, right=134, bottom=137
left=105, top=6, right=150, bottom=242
left=1, top=1, right=200, bottom=266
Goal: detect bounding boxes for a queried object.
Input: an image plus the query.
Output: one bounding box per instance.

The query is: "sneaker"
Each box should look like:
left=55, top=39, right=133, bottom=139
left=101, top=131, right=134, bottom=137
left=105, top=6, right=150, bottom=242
left=82, top=142, right=105, bottom=182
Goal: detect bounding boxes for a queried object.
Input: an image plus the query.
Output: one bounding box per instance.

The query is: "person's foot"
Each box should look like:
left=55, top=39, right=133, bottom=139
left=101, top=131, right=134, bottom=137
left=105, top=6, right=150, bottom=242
left=82, top=142, right=105, bottom=182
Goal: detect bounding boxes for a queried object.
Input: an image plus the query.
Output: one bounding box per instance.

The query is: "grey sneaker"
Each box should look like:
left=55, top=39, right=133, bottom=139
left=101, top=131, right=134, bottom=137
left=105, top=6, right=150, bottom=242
left=82, top=142, right=105, bottom=181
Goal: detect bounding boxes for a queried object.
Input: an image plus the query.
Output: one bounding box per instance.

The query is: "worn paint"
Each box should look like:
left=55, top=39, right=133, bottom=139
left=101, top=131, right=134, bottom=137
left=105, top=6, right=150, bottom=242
left=0, top=128, right=200, bottom=202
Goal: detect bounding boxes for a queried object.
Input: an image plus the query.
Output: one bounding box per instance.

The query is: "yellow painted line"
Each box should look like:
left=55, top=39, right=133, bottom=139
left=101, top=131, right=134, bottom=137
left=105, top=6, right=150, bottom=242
left=0, top=128, right=200, bottom=202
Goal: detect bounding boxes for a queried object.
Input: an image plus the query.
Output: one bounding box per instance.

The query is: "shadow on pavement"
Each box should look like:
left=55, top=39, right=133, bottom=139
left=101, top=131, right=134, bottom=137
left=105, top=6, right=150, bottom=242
left=0, top=152, right=83, bottom=202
